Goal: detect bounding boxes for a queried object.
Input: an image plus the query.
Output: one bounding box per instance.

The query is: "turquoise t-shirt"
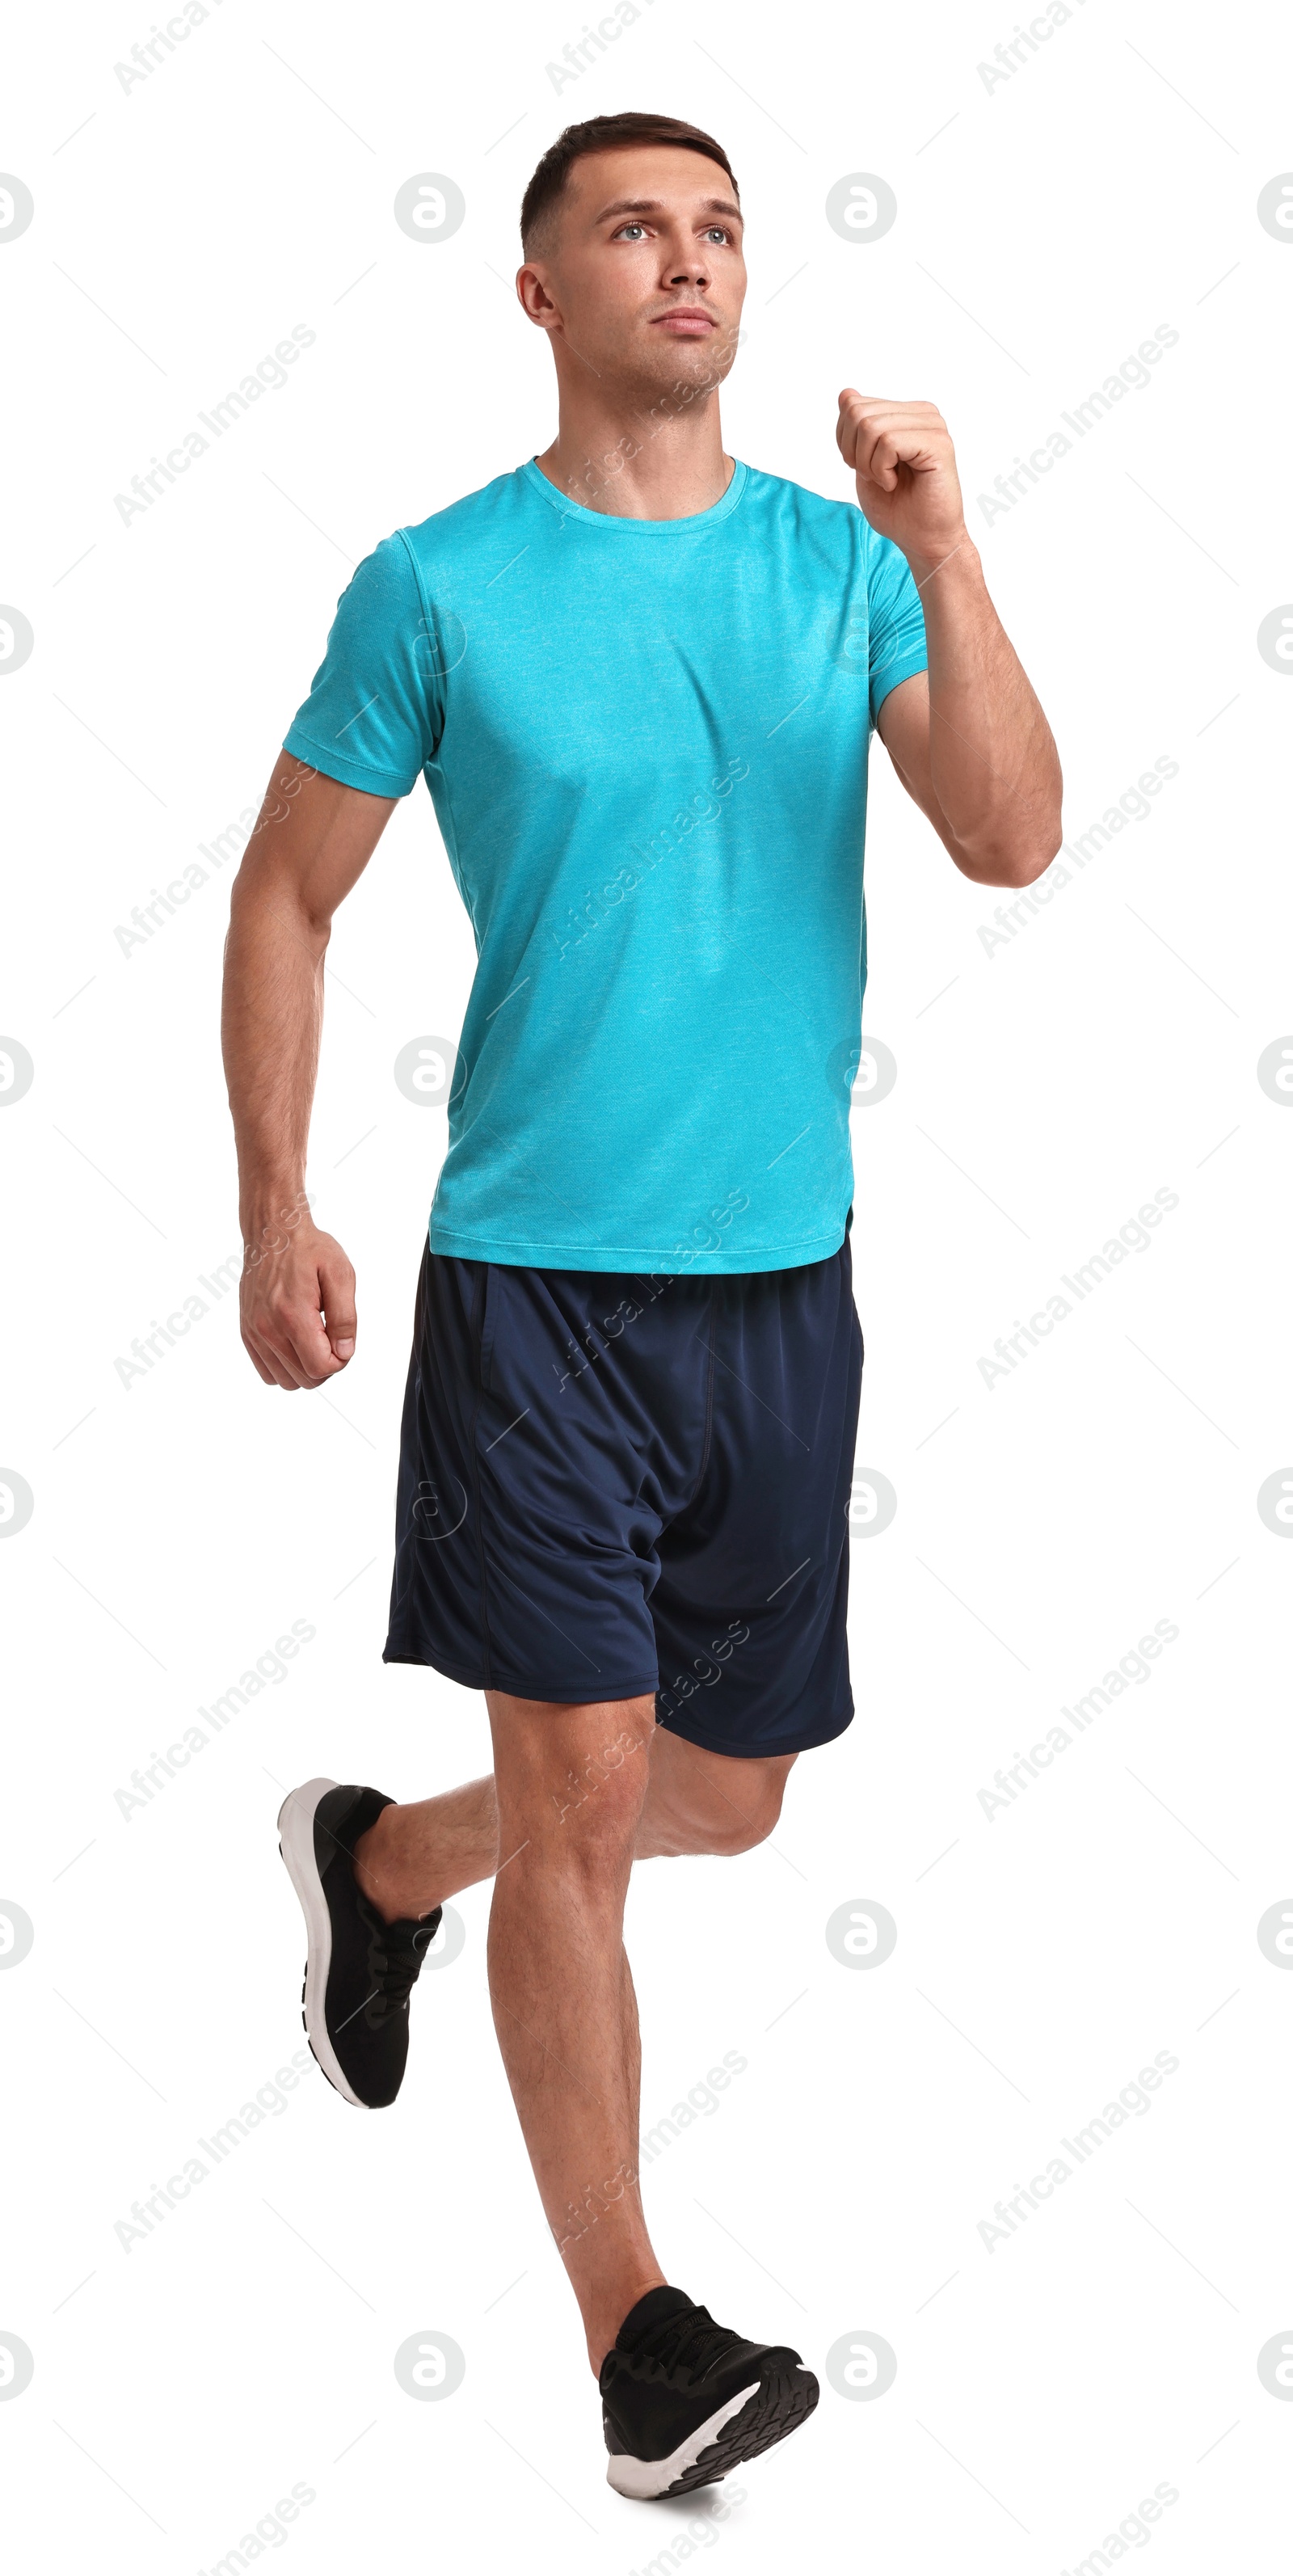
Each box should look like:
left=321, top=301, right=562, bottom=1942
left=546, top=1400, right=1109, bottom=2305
left=284, top=458, right=927, bottom=1274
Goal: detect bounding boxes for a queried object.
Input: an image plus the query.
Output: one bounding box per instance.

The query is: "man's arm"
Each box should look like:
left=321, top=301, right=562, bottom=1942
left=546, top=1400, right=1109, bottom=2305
left=221, top=755, right=396, bottom=1389
left=836, top=391, right=1063, bottom=889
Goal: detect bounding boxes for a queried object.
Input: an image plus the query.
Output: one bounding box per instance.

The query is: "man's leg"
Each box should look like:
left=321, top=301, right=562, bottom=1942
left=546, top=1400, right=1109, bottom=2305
left=353, top=1770, right=498, bottom=1920
left=485, top=1691, right=664, bottom=2372
left=351, top=1724, right=794, bottom=1912
left=355, top=1705, right=794, bottom=2368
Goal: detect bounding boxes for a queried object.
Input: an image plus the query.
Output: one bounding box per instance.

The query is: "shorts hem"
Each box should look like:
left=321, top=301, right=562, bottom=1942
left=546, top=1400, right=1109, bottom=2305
left=658, top=1697, right=855, bottom=1759
left=383, top=1639, right=662, bottom=1705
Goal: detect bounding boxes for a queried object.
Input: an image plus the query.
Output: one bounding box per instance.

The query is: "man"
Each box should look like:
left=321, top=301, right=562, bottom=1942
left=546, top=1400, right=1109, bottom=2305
left=222, top=110, right=1061, bottom=2501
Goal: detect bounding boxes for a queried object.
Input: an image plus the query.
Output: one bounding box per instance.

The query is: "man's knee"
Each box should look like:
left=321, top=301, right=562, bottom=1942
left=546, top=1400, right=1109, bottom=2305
left=491, top=1692, right=655, bottom=1864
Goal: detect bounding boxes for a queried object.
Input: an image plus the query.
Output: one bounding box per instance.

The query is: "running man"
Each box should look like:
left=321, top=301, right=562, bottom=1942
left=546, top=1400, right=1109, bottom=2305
left=221, top=110, right=1061, bottom=2502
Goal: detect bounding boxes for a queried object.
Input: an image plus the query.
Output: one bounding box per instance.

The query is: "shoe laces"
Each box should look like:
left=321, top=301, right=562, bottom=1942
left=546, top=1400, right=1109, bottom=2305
left=631, top=2304, right=740, bottom=2382
left=360, top=1904, right=441, bottom=2019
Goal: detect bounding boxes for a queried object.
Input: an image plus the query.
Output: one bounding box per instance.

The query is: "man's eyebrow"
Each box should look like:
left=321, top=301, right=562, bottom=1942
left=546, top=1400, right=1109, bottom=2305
left=592, top=195, right=743, bottom=227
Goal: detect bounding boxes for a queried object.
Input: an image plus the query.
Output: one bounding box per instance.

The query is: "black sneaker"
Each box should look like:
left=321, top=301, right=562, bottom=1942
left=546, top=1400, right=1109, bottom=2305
left=600, top=2286, right=819, bottom=2498
left=276, top=1777, right=440, bottom=2110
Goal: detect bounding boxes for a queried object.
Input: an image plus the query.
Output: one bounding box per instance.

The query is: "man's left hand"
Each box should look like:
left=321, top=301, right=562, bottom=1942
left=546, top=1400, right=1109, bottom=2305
left=836, top=391, right=967, bottom=571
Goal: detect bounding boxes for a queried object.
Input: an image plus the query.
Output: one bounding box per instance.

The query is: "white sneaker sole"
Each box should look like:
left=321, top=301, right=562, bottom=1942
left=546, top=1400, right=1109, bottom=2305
left=276, top=1775, right=364, bottom=2109
left=605, top=2381, right=760, bottom=2499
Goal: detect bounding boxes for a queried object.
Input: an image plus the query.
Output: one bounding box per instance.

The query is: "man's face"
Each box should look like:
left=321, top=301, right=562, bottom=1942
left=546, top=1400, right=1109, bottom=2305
left=520, top=146, right=747, bottom=401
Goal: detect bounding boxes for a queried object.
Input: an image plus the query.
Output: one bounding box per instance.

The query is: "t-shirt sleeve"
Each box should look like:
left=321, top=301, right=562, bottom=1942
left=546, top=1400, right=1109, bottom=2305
left=282, top=531, right=438, bottom=797
left=865, top=526, right=929, bottom=729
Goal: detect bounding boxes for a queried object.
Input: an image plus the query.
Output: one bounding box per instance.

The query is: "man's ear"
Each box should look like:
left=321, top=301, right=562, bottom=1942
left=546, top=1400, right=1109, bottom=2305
left=516, top=265, right=560, bottom=331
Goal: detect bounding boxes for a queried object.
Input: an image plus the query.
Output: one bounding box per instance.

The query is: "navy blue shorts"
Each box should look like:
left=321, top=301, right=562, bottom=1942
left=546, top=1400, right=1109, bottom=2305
left=383, top=1231, right=863, bottom=1759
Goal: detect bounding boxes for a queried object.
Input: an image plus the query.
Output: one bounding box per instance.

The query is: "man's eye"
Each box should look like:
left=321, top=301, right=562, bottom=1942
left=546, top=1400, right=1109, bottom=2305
left=704, top=227, right=731, bottom=244
left=616, top=223, right=646, bottom=240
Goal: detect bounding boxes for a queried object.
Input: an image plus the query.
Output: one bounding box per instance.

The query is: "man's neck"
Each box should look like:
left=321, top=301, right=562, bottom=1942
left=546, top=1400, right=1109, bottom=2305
left=533, top=394, right=734, bottom=522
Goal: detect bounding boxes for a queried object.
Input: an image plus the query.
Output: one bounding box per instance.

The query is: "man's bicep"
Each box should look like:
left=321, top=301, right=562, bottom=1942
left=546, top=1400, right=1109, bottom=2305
left=874, top=672, right=958, bottom=858
left=238, top=752, right=398, bottom=928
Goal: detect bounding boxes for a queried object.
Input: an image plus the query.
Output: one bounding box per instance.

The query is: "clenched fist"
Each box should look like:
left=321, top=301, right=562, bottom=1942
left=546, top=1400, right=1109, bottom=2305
left=836, top=391, right=967, bottom=571
left=240, top=1210, right=357, bottom=1390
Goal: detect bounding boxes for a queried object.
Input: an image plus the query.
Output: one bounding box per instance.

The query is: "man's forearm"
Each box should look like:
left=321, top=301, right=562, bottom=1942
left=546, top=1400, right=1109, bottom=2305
left=221, top=875, right=326, bottom=1257
left=908, top=535, right=1062, bottom=883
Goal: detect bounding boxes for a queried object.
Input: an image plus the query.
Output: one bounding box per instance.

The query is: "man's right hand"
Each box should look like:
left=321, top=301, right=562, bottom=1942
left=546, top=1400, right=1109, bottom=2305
left=240, top=1216, right=357, bottom=1389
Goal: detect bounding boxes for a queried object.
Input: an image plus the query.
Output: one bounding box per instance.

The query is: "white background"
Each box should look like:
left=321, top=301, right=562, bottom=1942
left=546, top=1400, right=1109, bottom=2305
left=3, top=1, right=1292, bottom=2568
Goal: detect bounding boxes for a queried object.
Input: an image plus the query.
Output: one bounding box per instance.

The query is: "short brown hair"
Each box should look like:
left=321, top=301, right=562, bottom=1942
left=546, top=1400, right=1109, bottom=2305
left=520, top=112, right=739, bottom=254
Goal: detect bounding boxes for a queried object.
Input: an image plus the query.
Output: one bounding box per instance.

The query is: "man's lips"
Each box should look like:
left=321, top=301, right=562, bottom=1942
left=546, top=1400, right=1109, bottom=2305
left=648, top=307, right=718, bottom=335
